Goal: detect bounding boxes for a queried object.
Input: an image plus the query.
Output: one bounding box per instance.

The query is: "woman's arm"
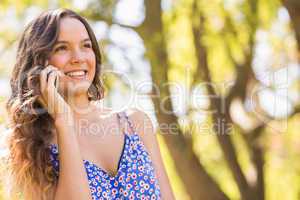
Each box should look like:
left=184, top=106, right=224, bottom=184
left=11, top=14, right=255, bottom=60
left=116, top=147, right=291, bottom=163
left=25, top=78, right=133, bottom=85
left=38, top=66, right=92, bottom=199
left=53, top=114, right=92, bottom=200
left=128, top=109, right=175, bottom=200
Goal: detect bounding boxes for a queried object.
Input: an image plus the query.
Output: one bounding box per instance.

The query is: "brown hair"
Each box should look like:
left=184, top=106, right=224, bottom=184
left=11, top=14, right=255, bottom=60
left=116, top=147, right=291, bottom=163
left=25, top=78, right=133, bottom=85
left=3, top=8, right=104, bottom=199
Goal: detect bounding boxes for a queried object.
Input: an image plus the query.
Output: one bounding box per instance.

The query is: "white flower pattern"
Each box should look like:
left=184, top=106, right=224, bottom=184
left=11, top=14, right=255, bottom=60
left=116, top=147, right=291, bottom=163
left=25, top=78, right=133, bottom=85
left=49, top=111, right=161, bottom=200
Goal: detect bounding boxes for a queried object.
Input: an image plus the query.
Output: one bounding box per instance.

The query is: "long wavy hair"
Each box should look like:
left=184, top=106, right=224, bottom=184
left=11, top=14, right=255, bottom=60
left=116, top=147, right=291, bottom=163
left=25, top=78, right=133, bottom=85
left=3, top=8, right=104, bottom=200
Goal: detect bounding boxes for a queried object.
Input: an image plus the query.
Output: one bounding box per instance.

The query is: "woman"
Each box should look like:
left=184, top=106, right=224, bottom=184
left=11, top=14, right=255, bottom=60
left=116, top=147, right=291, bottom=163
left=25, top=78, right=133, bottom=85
left=3, top=8, right=174, bottom=200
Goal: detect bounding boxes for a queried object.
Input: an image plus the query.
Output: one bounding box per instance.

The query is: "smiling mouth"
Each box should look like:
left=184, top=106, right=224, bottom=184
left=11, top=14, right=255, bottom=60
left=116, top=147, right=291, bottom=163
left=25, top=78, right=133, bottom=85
left=65, top=70, right=88, bottom=80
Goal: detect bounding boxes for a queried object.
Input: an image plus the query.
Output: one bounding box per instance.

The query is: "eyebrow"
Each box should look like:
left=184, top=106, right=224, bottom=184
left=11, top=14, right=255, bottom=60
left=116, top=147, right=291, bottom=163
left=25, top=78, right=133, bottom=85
left=55, top=38, right=91, bottom=45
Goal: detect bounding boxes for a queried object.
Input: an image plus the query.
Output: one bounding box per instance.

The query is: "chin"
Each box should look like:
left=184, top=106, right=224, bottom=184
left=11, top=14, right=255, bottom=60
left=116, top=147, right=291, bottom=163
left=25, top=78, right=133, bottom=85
left=67, top=81, right=91, bottom=94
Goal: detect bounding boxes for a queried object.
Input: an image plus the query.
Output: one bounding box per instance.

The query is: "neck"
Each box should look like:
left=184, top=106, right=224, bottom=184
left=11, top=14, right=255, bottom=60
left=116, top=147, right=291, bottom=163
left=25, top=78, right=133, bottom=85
left=65, top=92, right=95, bottom=118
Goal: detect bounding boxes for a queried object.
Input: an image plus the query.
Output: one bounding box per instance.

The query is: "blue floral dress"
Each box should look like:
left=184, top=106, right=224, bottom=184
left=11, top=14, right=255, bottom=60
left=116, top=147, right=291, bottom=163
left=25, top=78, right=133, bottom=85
left=49, top=111, right=161, bottom=200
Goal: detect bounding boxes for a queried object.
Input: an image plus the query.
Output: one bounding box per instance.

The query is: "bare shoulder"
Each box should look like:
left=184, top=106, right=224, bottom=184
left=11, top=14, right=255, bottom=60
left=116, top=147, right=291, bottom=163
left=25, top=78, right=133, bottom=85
left=127, top=109, right=175, bottom=200
left=126, top=108, right=156, bottom=147
left=127, top=108, right=154, bottom=132
left=126, top=109, right=176, bottom=199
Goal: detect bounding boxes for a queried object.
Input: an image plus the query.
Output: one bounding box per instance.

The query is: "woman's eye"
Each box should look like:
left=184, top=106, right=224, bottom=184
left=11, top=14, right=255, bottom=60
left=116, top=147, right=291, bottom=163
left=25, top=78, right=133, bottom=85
left=84, top=43, right=92, bottom=48
left=54, top=46, right=67, bottom=52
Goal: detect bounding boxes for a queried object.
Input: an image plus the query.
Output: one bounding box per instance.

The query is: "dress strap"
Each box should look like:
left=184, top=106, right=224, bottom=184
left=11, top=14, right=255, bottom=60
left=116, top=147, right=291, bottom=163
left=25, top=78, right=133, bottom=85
left=116, top=111, right=136, bottom=135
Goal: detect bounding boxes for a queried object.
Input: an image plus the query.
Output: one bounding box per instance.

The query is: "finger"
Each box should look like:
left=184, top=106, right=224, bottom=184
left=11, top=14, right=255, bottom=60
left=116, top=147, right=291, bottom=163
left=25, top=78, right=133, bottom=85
left=47, top=65, right=63, bottom=81
left=54, top=73, right=61, bottom=89
left=48, top=66, right=63, bottom=88
left=41, top=67, right=56, bottom=97
left=43, top=65, right=59, bottom=84
left=40, top=67, right=52, bottom=97
left=47, top=70, right=59, bottom=114
left=39, top=67, right=53, bottom=110
left=37, top=95, right=47, bottom=108
left=47, top=69, right=58, bottom=91
left=47, top=65, right=59, bottom=71
left=46, top=66, right=56, bottom=82
left=48, top=67, right=65, bottom=91
left=41, top=66, right=57, bottom=93
left=40, top=65, right=61, bottom=111
left=54, top=74, right=57, bottom=88
left=50, top=66, right=64, bottom=78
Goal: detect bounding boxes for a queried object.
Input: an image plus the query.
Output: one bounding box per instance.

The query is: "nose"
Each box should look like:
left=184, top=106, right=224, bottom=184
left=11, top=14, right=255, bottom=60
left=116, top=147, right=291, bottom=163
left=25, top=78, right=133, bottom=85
left=70, top=48, right=84, bottom=64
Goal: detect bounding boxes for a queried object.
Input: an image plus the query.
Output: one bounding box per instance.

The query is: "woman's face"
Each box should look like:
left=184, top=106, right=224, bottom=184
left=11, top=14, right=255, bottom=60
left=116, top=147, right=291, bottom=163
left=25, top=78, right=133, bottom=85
left=48, top=17, right=96, bottom=96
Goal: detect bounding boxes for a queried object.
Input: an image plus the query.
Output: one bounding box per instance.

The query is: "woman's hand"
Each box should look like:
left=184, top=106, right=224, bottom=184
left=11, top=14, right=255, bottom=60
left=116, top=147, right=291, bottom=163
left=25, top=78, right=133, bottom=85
left=38, top=65, right=72, bottom=122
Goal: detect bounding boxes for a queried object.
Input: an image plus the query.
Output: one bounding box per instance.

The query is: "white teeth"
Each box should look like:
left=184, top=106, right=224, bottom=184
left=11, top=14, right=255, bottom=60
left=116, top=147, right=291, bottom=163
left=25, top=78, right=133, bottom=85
left=66, top=70, right=86, bottom=77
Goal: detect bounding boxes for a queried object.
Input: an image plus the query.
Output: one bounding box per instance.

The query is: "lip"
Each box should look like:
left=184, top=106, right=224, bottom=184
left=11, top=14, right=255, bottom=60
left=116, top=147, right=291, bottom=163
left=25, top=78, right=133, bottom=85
left=64, top=69, right=88, bottom=75
left=64, top=70, right=88, bottom=80
left=68, top=74, right=87, bottom=80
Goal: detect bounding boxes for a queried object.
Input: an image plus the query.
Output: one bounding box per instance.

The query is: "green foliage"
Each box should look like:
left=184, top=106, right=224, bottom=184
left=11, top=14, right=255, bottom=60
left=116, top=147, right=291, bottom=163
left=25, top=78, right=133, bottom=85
left=191, top=116, right=240, bottom=199
left=163, top=0, right=197, bottom=87
left=157, top=133, right=191, bottom=200
left=0, top=0, right=49, bottom=16
left=258, top=0, right=281, bottom=29
left=0, top=0, right=299, bottom=199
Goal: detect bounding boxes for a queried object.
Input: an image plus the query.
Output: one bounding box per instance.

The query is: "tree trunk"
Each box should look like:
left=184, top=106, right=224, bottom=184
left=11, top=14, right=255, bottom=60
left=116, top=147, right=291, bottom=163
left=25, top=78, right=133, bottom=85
left=137, top=0, right=229, bottom=199
left=283, top=0, right=300, bottom=60
left=190, top=1, right=264, bottom=200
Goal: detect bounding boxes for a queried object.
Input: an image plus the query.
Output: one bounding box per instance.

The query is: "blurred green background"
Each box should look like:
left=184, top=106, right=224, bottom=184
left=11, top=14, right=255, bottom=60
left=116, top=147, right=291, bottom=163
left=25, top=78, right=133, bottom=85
left=0, top=0, right=300, bottom=199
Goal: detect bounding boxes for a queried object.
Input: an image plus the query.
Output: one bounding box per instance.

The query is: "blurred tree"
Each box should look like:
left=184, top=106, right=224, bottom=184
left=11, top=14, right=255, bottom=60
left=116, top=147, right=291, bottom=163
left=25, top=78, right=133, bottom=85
left=137, top=0, right=229, bottom=199
left=283, top=0, right=300, bottom=60
left=0, top=0, right=299, bottom=200
left=134, top=0, right=299, bottom=200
